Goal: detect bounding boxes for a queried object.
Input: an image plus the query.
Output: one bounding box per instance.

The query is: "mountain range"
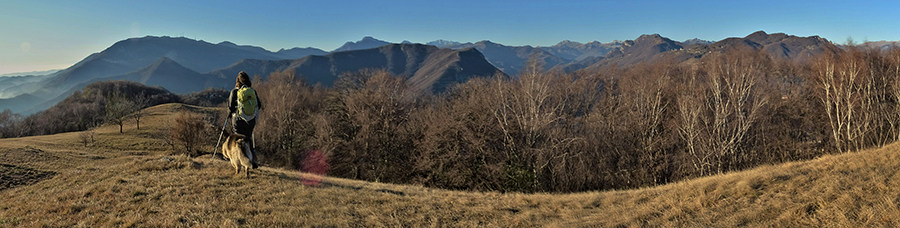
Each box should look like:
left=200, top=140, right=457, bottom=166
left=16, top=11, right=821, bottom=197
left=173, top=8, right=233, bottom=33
left=205, top=43, right=504, bottom=93
left=1, top=31, right=845, bottom=115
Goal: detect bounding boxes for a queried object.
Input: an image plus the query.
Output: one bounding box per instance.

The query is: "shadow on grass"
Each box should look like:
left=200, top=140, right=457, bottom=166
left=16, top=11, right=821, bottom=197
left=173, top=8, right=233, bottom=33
left=0, top=163, right=57, bottom=191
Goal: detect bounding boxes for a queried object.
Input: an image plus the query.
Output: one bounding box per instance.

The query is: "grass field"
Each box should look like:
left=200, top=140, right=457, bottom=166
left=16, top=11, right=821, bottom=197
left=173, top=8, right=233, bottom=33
left=3, top=103, right=900, bottom=227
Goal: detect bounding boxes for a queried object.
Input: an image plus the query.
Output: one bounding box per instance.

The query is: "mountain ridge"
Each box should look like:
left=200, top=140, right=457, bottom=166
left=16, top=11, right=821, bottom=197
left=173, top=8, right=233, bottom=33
left=332, top=36, right=392, bottom=52
left=208, top=43, right=505, bottom=93
left=541, top=40, right=622, bottom=61
left=0, top=36, right=328, bottom=114
left=572, top=31, right=839, bottom=73
left=1, top=32, right=844, bottom=114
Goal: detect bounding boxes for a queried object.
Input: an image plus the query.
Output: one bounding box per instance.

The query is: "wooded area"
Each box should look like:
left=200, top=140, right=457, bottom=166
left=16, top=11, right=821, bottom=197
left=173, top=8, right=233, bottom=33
left=4, top=46, right=900, bottom=193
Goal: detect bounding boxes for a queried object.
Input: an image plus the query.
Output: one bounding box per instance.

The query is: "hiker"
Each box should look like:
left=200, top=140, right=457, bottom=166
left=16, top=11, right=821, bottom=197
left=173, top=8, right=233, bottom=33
left=228, top=71, right=262, bottom=168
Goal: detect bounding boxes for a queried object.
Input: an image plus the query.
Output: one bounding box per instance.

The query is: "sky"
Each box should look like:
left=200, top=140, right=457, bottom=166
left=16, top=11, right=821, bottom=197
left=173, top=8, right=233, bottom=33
left=2, top=0, right=899, bottom=75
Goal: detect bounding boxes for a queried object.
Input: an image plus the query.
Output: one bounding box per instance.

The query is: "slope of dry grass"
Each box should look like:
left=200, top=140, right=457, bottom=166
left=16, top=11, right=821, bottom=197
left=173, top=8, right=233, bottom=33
left=3, top=103, right=900, bottom=227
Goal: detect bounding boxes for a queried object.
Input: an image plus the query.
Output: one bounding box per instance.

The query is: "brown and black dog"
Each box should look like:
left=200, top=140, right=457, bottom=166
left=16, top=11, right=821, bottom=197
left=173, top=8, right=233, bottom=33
left=221, top=133, right=255, bottom=178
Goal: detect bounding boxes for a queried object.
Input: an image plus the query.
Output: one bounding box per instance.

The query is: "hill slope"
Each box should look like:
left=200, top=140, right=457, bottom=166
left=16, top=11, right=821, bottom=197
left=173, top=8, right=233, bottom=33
left=3, top=103, right=900, bottom=226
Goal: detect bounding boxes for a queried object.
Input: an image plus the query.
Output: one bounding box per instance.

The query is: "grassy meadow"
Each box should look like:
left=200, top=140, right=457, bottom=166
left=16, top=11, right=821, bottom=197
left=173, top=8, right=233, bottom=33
left=2, top=103, right=900, bottom=227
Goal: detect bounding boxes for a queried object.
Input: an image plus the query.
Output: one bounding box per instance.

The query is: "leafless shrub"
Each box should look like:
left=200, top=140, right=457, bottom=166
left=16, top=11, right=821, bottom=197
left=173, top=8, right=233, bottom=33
left=172, top=110, right=208, bottom=156
left=78, top=128, right=95, bottom=147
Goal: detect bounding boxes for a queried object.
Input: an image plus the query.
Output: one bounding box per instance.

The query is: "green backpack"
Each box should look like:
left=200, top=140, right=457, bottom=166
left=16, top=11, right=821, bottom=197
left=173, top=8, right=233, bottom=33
left=236, top=86, right=259, bottom=121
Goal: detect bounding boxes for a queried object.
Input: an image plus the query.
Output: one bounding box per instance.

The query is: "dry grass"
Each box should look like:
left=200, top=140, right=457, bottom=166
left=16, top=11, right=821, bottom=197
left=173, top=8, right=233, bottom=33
left=3, top=103, right=900, bottom=227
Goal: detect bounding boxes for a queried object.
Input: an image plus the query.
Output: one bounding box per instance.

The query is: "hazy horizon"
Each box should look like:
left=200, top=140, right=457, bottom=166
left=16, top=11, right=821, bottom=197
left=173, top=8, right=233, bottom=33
left=2, top=0, right=899, bottom=75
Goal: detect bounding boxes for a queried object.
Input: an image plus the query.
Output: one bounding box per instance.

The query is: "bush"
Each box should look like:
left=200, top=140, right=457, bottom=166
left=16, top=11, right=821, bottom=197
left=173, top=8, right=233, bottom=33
left=172, top=110, right=208, bottom=157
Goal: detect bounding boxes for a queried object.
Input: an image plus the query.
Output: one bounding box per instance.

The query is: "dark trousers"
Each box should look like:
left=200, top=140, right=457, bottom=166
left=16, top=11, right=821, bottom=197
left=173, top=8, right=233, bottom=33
left=233, top=117, right=257, bottom=163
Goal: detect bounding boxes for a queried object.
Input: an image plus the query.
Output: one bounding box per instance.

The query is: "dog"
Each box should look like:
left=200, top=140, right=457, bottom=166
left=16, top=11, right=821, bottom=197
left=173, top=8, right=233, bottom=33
left=221, top=133, right=255, bottom=178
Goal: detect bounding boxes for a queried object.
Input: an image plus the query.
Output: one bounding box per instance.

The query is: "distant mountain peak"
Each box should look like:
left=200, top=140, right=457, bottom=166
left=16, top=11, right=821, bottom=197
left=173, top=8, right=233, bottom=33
left=748, top=30, right=769, bottom=38
left=636, top=34, right=665, bottom=42
left=744, top=30, right=790, bottom=45
left=426, top=39, right=462, bottom=47
left=556, top=40, right=579, bottom=45
left=599, top=33, right=684, bottom=66
left=275, top=47, right=328, bottom=58
left=683, top=38, right=713, bottom=45
left=218, top=41, right=238, bottom=46
left=333, top=36, right=392, bottom=52
left=477, top=40, right=496, bottom=45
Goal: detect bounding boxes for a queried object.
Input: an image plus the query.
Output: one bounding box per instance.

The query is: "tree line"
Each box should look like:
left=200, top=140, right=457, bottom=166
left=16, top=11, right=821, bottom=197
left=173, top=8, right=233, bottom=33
left=251, top=45, right=900, bottom=193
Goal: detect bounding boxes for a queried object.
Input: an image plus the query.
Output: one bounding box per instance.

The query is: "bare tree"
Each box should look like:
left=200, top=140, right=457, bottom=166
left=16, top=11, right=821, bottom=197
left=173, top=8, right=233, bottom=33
left=105, top=92, right=135, bottom=133
left=676, top=67, right=711, bottom=176
left=702, top=50, right=768, bottom=173
left=675, top=50, right=769, bottom=175
left=814, top=49, right=869, bottom=153
left=492, top=56, right=579, bottom=191
left=131, top=93, right=150, bottom=130
left=887, top=48, right=900, bottom=142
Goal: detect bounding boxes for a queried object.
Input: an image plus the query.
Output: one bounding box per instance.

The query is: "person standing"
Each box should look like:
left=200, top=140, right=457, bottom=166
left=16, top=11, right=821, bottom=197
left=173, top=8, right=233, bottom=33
left=228, top=71, right=262, bottom=168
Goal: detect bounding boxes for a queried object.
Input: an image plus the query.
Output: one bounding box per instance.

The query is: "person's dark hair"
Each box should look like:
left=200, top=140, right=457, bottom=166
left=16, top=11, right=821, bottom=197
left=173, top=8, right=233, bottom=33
left=236, top=71, right=252, bottom=88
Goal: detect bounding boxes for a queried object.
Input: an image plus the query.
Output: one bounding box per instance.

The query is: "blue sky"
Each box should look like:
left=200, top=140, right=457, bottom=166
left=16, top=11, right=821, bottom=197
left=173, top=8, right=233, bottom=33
left=2, top=0, right=898, bottom=75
